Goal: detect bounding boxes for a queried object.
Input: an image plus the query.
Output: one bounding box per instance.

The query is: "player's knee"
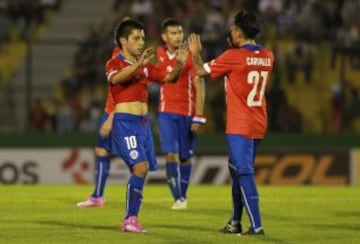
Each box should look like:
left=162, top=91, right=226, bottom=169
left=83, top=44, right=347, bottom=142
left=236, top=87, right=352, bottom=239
left=228, top=162, right=254, bottom=176
left=166, top=153, right=179, bottom=162
left=95, top=147, right=109, bottom=157
left=132, top=161, right=149, bottom=177
left=228, top=163, right=238, bottom=178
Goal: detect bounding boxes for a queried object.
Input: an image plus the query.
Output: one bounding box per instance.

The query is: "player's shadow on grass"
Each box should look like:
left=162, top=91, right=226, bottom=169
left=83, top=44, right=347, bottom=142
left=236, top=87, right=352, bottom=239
left=309, top=223, right=360, bottom=232
left=151, top=223, right=214, bottom=232
left=36, top=220, right=118, bottom=232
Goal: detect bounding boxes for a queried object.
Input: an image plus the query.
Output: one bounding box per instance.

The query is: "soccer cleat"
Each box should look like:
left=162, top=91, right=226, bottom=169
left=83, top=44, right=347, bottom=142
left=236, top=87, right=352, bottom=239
left=171, top=199, right=187, bottom=210
left=121, top=216, right=147, bottom=233
left=219, top=219, right=242, bottom=234
left=76, top=196, right=106, bottom=208
left=239, top=228, right=265, bottom=236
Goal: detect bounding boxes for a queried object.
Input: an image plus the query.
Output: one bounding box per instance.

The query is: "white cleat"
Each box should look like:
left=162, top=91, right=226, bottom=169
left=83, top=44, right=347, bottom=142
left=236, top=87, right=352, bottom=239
left=76, top=196, right=106, bottom=208
left=171, top=199, right=187, bottom=210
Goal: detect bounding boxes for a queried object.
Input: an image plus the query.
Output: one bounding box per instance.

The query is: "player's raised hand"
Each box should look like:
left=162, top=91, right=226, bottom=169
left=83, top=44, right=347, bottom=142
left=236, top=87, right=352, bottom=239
left=179, top=41, right=189, bottom=52
left=138, top=47, right=155, bottom=65
left=176, top=42, right=189, bottom=65
left=187, top=33, right=202, bottom=55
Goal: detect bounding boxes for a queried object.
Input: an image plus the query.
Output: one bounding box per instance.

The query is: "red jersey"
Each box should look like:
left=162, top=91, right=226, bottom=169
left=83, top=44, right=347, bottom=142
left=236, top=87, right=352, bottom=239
left=204, top=45, right=274, bottom=138
left=103, top=46, right=121, bottom=113
left=111, top=46, right=121, bottom=57
left=104, top=88, right=115, bottom=113
left=156, top=45, right=197, bottom=116
left=105, top=54, right=167, bottom=104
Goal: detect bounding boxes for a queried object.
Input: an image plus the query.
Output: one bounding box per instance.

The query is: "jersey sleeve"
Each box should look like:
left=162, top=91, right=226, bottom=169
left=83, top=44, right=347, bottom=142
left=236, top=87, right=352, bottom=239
left=203, top=50, right=234, bottom=79
left=105, top=58, right=122, bottom=82
left=145, top=63, right=167, bottom=83
left=155, top=46, right=166, bottom=69
left=111, top=47, right=121, bottom=57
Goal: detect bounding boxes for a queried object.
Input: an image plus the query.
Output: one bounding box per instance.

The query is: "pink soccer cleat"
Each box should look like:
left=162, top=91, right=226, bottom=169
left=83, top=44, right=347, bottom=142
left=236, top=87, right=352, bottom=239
left=121, top=216, right=147, bottom=233
left=76, top=196, right=106, bottom=208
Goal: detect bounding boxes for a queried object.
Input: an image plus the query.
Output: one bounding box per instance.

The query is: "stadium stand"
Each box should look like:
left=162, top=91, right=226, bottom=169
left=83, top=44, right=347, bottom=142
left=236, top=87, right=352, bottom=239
left=1, top=0, right=360, bottom=133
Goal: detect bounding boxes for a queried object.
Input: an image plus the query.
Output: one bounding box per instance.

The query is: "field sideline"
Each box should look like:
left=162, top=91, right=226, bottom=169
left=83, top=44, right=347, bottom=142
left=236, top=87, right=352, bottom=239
left=0, top=185, right=359, bottom=244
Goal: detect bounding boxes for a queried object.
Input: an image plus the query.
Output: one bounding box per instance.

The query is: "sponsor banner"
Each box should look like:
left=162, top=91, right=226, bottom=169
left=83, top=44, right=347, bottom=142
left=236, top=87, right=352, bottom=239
left=254, top=152, right=350, bottom=185
left=0, top=149, right=94, bottom=184
left=0, top=149, right=351, bottom=185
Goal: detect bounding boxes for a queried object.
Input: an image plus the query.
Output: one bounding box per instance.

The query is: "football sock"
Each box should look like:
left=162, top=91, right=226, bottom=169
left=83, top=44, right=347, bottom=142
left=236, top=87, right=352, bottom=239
left=166, top=161, right=181, bottom=201
left=238, top=174, right=262, bottom=230
left=229, top=165, right=243, bottom=222
left=92, top=156, right=110, bottom=198
left=125, top=175, right=144, bottom=219
left=180, top=163, right=192, bottom=199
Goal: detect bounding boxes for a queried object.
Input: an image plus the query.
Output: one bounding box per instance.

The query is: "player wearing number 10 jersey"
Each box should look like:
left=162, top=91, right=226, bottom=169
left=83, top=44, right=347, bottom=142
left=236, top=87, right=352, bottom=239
left=105, top=19, right=187, bottom=233
left=188, top=10, right=274, bottom=235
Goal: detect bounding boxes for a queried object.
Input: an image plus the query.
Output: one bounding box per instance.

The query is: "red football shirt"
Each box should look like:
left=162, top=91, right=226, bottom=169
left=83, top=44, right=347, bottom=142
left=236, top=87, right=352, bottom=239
left=104, top=88, right=115, bottom=114
left=204, top=45, right=274, bottom=138
left=111, top=46, right=121, bottom=57
left=103, top=46, right=122, bottom=113
left=156, top=45, right=197, bottom=116
left=105, top=54, right=167, bottom=104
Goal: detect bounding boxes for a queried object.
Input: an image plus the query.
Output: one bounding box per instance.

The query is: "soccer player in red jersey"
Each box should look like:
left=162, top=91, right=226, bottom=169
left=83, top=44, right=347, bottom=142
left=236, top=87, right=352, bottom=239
left=156, top=18, right=206, bottom=210
left=105, top=19, right=187, bottom=232
left=188, top=10, right=274, bottom=235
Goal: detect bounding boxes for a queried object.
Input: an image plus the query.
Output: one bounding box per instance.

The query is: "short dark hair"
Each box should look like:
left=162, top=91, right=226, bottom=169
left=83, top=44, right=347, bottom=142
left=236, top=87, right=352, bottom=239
left=161, top=18, right=181, bottom=33
left=114, top=19, right=144, bottom=48
left=233, top=10, right=260, bottom=39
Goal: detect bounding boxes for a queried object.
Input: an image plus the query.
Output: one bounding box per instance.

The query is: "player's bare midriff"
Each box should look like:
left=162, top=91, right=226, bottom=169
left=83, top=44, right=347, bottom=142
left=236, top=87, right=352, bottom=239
left=114, top=101, right=148, bottom=115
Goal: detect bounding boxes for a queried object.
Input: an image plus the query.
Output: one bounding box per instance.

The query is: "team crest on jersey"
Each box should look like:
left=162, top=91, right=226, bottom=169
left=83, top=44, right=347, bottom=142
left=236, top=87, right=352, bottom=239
left=130, top=150, right=139, bottom=160
left=159, top=57, right=164, bottom=62
left=166, top=65, right=173, bottom=72
left=143, top=67, right=149, bottom=77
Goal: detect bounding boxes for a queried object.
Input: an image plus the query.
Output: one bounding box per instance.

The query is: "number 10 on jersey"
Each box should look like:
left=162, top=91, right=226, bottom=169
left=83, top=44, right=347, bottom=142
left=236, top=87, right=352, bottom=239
left=125, top=136, right=137, bottom=150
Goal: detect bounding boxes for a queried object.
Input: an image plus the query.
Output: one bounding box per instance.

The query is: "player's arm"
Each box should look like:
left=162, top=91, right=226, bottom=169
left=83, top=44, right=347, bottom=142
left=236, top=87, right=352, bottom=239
left=162, top=45, right=188, bottom=83
left=99, top=112, right=114, bottom=138
left=188, top=33, right=209, bottom=77
left=108, top=47, right=154, bottom=84
left=191, top=76, right=206, bottom=132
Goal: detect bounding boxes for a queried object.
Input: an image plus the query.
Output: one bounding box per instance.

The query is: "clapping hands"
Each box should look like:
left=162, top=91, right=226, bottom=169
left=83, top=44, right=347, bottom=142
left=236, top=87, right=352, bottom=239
left=176, top=42, right=189, bottom=65
left=187, top=33, right=202, bottom=55
left=138, top=47, right=155, bottom=65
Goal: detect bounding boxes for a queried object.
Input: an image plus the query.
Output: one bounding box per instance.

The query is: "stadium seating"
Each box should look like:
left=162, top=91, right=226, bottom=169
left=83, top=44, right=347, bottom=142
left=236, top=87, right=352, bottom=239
left=1, top=0, right=359, bottom=134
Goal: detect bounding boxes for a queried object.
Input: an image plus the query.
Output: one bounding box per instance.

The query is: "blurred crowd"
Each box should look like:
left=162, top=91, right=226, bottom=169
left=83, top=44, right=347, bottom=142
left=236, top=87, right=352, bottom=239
left=0, top=0, right=61, bottom=43
left=22, top=0, right=360, bottom=133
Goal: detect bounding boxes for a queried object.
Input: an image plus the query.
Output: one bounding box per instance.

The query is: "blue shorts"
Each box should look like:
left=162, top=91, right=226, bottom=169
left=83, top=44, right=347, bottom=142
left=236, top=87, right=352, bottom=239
left=96, top=112, right=111, bottom=152
left=110, top=113, right=157, bottom=171
left=227, top=134, right=261, bottom=175
left=158, top=112, right=196, bottom=160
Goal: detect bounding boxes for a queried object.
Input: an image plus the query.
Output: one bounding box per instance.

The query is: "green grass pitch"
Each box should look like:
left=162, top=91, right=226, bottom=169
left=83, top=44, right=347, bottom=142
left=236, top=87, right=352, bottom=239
left=1, top=185, right=360, bottom=244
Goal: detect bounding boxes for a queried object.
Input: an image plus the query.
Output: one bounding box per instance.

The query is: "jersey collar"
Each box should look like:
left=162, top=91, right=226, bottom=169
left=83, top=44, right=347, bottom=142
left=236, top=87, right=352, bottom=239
left=240, top=44, right=263, bottom=51
left=117, top=53, right=136, bottom=65
left=163, top=45, right=176, bottom=60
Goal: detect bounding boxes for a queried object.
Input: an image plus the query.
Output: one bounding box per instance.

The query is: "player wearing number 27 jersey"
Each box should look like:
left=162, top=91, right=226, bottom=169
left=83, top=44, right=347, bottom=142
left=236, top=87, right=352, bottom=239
left=188, top=10, right=274, bottom=235
left=204, top=44, right=273, bottom=138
